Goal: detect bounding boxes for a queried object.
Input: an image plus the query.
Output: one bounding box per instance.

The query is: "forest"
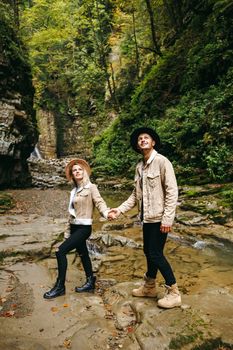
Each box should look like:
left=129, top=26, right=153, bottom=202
left=1, top=0, right=233, bottom=184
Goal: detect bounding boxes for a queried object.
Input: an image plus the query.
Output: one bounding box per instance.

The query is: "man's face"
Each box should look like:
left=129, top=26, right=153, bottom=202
left=137, top=133, right=155, bottom=152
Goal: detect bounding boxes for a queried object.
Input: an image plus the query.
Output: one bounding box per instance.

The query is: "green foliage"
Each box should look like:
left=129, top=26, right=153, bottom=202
left=17, top=0, right=233, bottom=184
left=0, top=2, right=33, bottom=100
left=93, top=0, right=233, bottom=183
left=0, top=1, right=38, bottom=144
left=157, top=68, right=233, bottom=182
left=218, top=186, right=233, bottom=210
left=92, top=117, right=139, bottom=177
left=21, top=0, right=114, bottom=115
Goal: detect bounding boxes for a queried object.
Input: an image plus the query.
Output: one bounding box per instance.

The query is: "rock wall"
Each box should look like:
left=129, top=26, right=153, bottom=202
left=37, top=107, right=117, bottom=161
left=37, top=109, right=57, bottom=159
left=0, top=6, right=38, bottom=188
left=27, top=157, right=68, bottom=188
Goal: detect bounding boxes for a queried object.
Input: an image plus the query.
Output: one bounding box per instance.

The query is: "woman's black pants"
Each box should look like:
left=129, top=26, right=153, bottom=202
left=56, top=224, right=92, bottom=285
left=143, top=222, right=176, bottom=286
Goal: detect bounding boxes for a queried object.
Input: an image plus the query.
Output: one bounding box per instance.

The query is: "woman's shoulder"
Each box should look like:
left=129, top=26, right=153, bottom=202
left=88, top=182, right=98, bottom=190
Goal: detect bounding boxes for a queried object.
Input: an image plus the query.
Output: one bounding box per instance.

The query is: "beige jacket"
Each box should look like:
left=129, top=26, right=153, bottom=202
left=118, top=150, right=178, bottom=226
left=64, top=182, right=109, bottom=238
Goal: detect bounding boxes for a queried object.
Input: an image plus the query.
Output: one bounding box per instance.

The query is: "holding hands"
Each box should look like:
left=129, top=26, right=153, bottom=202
left=108, top=208, right=121, bottom=220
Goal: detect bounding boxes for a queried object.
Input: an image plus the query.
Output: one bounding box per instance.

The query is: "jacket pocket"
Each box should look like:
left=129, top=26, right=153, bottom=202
left=79, top=191, right=89, bottom=197
left=147, top=172, right=160, bottom=188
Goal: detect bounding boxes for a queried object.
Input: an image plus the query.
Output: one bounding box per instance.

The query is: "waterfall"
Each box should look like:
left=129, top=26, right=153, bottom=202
left=31, top=144, right=42, bottom=159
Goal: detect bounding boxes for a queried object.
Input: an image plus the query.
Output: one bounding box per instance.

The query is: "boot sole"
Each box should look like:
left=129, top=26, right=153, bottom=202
left=132, top=294, right=157, bottom=297
left=157, top=302, right=182, bottom=309
left=75, top=289, right=95, bottom=293
left=43, top=290, right=65, bottom=299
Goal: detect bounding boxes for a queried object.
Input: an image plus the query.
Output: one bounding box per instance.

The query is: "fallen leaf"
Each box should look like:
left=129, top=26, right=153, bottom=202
left=0, top=297, right=7, bottom=303
left=63, top=303, right=69, bottom=308
left=51, top=307, right=58, bottom=312
left=63, top=339, right=71, bottom=348
left=11, top=304, right=17, bottom=309
left=127, top=326, right=134, bottom=333
left=6, top=287, right=14, bottom=292
left=4, top=310, right=15, bottom=317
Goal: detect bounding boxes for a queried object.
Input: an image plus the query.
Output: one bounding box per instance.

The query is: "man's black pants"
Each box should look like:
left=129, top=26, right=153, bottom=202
left=143, top=222, right=176, bottom=286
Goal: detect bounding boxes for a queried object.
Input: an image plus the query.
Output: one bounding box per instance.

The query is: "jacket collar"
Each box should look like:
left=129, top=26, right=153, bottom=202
left=71, top=182, right=91, bottom=195
left=146, top=149, right=157, bottom=165
left=138, top=150, right=157, bottom=176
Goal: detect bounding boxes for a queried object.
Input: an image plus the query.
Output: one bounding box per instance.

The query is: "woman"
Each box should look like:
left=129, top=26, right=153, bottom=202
left=43, top=159, right=109, bottom=299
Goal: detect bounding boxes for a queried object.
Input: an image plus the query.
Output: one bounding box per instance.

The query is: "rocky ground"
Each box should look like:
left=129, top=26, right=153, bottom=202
left=0, top=187, right=233, bottom=350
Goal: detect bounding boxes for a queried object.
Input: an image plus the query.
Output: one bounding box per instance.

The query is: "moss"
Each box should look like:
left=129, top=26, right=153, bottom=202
left=218, top=189, right=233, bottom=210
left=191, top=337, right=233, bottom=350
left=0, top=192, right=15, bottom=214
left=169, top=333, right=200, bottom=349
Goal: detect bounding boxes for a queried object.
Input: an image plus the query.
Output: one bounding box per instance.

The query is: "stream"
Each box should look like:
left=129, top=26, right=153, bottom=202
left=0, top=187, right=233, bottom=350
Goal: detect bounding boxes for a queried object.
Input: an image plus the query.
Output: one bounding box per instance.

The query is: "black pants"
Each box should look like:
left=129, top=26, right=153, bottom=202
left=56, top=224, right=92, bottom=285
left=143, top=222, right=176, bottom=286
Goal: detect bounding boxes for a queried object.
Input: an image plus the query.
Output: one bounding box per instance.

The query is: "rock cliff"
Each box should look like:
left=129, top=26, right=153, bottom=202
left=0, top=7, right=38, bottom=188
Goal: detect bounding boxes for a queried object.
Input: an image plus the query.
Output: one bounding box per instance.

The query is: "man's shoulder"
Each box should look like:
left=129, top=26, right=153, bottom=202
left=153, top=152, right=169, bottom=163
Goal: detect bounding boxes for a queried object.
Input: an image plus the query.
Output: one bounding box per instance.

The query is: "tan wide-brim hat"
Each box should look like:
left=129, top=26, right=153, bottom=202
left=65, top=159, right=91, bottom=181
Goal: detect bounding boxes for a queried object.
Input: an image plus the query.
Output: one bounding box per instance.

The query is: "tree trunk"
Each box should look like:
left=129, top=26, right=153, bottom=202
left=132, top=8, right=140, bottom=77
left=163, top=0, right=183, bottom=33
left=145, top=0, right=162, bottom=56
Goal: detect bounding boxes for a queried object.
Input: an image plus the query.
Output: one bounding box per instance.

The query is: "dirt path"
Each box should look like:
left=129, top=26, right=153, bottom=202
left=6, top=188, right=69, bottom=217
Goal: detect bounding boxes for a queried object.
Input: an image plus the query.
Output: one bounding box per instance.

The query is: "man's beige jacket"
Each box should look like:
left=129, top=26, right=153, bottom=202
left=118, top=150, right=178, bottom=226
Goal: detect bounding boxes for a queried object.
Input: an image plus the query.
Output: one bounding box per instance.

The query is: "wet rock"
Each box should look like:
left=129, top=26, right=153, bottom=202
left=0, top=188, right=233, bottom=349
left=102, top=222, right=134, bottom=231
left=0, top=214, right=67, bottom=261
left=90, top=232, right=142, bottom=249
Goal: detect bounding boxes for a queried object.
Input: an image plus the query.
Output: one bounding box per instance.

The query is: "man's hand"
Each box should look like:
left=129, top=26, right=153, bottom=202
left=108, top=208, right=121, bottom=220
left=160, top=224, right=172, bottom=233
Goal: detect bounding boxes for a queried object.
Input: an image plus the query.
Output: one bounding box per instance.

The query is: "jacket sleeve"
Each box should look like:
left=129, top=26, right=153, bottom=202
left=91, top=184, right=109, bottom=218
left=160, top=159, right=178, bottom=226
left=118, top=187, right=137, bottom=214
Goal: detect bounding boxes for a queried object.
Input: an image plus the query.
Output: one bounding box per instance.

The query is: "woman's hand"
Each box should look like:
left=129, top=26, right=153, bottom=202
left=108, top=208, right=121, bottom=220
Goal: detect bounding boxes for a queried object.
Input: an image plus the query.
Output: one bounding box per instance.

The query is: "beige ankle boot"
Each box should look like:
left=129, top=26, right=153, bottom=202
left=157, top=283, right=181, bottom=308
left=132, top=273, right=157, bottom=297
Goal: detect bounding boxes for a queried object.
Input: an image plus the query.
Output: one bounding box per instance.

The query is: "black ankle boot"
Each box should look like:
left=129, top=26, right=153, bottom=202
left=75, top=276, right=96, bottom=293
left=43, top=279, right=65, bottom=299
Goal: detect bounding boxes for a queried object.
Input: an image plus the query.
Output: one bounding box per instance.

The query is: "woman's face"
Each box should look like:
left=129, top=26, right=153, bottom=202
left=72, top=164, right=84, bottom=183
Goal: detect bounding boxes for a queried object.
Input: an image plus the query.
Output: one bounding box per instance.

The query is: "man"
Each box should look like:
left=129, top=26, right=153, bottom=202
left=108, top=127, right=181, bottom=309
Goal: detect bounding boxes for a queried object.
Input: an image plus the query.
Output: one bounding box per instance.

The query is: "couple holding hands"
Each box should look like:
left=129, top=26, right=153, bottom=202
left=43, top=127, right=181, bottom=309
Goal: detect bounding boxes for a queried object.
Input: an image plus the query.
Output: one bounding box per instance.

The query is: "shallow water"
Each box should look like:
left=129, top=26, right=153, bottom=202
left=92, top=190, right=233, bottom=294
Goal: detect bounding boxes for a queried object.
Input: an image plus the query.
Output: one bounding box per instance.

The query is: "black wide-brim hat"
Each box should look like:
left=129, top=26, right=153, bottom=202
left=130, top=127, right=161, bottom=153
